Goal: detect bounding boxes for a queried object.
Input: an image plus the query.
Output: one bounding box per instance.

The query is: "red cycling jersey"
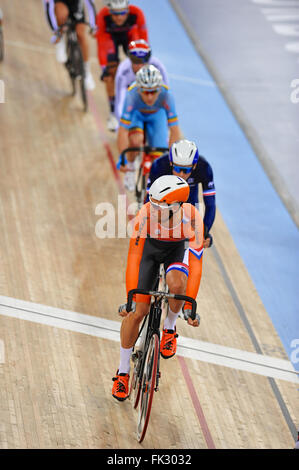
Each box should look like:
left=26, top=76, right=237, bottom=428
left=96, top=5, right=149, bottom=68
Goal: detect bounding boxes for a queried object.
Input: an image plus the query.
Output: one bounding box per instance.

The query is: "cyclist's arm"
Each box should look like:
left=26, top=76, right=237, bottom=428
left=169, top=125, right=181, bottom=147
left=130, top=6, right=149, bottom=42
left=117, top=91, right=135, bottom=152
left=43, top=0, right=58, bottom=31
left=150, top=57, right=169, bottom=87
left=185, top=205, right=204, bottom=309
left=84, top=0, right=96, bottom=29
left=115, top=61, right=131, bottom=122
left=126, top=205, right=148, bottom=296
left=163, top=88, right=180, bottom=145
left=117, top=125, right=129, bottom=154
left=96, top=8, right=113, bottom=67
left=202, top=164, right=216, bottom=233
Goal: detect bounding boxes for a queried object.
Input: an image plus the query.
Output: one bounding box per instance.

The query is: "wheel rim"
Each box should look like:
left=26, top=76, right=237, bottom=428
left=136, top=334, right=159, bottom=443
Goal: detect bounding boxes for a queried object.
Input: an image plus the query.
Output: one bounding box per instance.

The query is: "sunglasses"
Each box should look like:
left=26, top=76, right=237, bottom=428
left=141, top=89, right=160, bottom=95
left=110, top=9, right=128, bottom=16
left=172, top=165, right=192, bottom=174
left=150, top=198, right=180, bottom=211
left=131, top=56, right=148, bottom=65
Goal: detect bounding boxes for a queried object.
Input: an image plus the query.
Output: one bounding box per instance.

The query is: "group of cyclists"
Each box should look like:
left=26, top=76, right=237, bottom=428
left=43, top=0, right=216, bottom=402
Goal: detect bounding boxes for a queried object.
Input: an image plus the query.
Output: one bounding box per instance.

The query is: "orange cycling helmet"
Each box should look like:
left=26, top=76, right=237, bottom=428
left=149, top=175, right=190, bottom=206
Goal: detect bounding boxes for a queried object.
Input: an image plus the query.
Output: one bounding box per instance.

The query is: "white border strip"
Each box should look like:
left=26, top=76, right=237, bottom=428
left=0, top=295, right=298, bottom=384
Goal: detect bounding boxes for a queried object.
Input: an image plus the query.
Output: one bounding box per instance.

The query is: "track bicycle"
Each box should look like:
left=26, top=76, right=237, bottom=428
left=56, top=19, right=92, bottom=112
left=126, top=272, right=198, bottom=443
left=120, top=145, right=168, bottom=209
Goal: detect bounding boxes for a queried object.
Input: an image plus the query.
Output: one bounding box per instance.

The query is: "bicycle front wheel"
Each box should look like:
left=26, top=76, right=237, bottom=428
left=137, top=333, right=159, bottom=443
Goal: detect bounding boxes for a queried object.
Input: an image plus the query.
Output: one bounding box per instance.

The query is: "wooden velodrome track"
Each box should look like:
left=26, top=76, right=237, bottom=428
left=0, top=0, right=298, bottom=450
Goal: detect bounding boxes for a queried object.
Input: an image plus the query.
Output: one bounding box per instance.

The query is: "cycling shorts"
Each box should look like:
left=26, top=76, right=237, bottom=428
left=54, top=0, right=86, bottom=24
left=129, top=109, right=168, bottom=148
left=136, top=238, right=188, bottom=303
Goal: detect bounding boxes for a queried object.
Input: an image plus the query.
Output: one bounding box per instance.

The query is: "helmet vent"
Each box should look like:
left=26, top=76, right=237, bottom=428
left=159, top=187, right=171, bottom=193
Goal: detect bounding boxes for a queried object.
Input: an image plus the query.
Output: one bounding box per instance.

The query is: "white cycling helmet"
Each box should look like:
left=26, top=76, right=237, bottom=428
left=169, top=139, right=199, bottom=167
left=149, top=175, right=190, bottom=206
left=136, top=64, right=163, bottom=91
left=106, top=0, right=129, bottom=10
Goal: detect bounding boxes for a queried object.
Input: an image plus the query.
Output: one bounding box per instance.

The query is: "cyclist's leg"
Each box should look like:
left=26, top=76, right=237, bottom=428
left=160, top=242, right=188, bottom=358
left=73, top=8, right=96, bottom=90
left=120, top=239, right=160, bottom=349
left=128, top=110, right=145, bottom=162
left=54, top=1, right=69, bottom=26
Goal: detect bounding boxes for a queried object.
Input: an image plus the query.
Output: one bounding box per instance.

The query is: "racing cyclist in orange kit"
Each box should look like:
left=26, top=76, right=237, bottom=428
left=112, top=175, right=204, bottom=401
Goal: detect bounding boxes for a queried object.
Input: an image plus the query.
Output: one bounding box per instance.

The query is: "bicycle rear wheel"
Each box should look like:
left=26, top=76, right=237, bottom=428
left=0, top=26, right=4, bottom=62
left=137, top=333, right=159, bottom=443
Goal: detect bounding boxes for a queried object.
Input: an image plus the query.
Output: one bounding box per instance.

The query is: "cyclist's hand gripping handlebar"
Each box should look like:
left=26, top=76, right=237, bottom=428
left=126, top=289, right=198, bottom=322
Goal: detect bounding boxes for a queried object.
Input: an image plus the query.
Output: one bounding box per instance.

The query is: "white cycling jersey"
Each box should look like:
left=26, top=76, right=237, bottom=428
left=114, top=56, right=169, bottom=124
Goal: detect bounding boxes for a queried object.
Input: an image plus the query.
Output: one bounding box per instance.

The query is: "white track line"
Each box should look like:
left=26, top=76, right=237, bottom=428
left=5, top=41, right=215, bottom=87
left=0, top=295, right=298, bottom=384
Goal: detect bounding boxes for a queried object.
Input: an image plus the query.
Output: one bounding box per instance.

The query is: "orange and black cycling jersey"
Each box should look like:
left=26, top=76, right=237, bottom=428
left=126, top=202, right=204, bottom=307
left=96, top=5, right=148, bottom=68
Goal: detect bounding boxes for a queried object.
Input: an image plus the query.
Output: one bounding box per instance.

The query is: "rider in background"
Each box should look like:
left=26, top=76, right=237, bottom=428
left=43, top=0, right=96, bottom=90
left=117, top=64, right=181, bottom=191
left=112, top=175, right=203, bottom=401
left=147, top=140, right=216, bottom=248
left=96, top=0, right=149, bottom=131
left=114, top=39, right=169, bottom=128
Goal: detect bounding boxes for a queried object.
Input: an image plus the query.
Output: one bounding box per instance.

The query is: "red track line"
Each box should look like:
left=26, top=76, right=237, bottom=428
left=87, top=92, right=125, bottom=195
left=178, top=355, right=216, bottom=449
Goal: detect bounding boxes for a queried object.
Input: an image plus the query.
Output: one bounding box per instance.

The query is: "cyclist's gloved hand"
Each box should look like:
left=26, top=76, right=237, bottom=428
left=204, top=233, right=213, bottom=248
left=183, top=308, right=200, bottom=325
left=90, top=26, right=98, bottom=37
left=116, top=154, right=127, bottom=170
left=100, top=66, right=110, bottom=81
left=51, top=31, right=61, bottom=44
left=118, top=301, right=136, bottom=316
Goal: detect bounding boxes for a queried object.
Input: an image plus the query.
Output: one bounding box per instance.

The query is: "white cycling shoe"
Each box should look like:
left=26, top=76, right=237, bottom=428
left=84, top=70, right=95, bottom=90
left=55, top=37, right=67, bottom=63
left=107, top=113, right=118, bottom=132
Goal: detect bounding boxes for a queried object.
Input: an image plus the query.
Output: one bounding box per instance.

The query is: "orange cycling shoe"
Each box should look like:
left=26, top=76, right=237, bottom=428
left=160, top=329, right=178, bottom=359
left=112, top=371, right=130, bottom=402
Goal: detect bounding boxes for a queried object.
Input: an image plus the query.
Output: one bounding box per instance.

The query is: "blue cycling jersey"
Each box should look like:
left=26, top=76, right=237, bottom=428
left=119, top=83, right=178, bottom=129
left=146, top=153, right=216, bottom=233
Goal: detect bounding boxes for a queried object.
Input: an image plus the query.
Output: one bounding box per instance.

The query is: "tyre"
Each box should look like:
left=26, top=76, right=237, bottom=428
left=0, top=27, right=4, bottom=62
left=137, top=333, right=159, bottom=443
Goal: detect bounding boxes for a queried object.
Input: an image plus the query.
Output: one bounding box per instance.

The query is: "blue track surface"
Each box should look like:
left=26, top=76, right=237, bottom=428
left=134, top=0, right=299, bottom=370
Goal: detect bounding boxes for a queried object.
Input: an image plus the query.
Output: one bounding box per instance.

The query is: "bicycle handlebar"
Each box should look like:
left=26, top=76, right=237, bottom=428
left=127, top=288, right=197, bottom=320
left=120, top=146, right=169, bottom=167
